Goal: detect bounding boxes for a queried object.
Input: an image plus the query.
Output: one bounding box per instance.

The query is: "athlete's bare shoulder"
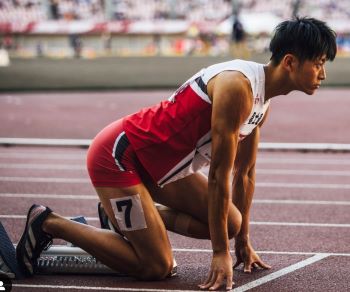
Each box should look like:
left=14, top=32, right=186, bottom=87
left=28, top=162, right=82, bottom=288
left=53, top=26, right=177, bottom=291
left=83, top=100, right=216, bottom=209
left=207, top=70, right=252, bottom=103
left=209, top=71, right=253, bottom=133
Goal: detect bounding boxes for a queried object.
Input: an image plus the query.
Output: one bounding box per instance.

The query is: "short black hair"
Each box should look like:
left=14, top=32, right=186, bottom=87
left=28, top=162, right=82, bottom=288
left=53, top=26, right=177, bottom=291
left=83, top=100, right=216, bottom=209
left=269, top=17, right=337, bottom=65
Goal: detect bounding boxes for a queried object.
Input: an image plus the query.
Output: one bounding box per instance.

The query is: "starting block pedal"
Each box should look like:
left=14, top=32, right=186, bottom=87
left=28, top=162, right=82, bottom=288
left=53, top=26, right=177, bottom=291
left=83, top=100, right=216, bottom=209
left=37, top=246, right=127, bottom=275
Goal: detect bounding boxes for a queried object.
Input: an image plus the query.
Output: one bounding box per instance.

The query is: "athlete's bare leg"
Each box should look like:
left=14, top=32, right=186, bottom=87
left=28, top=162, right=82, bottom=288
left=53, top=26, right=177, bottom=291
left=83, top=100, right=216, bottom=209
left=144, top=172, right=242, bottom=239
left=42, top=183, right=173, bottom=280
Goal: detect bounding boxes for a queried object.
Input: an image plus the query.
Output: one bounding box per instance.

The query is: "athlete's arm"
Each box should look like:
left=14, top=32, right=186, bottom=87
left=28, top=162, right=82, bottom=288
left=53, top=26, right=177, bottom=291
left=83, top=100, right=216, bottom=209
left=232, top=118, right=271, bottom=272
left=199, top=71, right=252, bottom=291
left=233, top=107, right=270, bottom=240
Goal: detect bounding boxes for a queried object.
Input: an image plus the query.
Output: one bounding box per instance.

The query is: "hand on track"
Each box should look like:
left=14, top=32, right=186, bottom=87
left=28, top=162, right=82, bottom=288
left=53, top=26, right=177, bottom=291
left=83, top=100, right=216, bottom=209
left=233, top=239, right=271, bottom=273
left=199, top=251, right=234, bottom=291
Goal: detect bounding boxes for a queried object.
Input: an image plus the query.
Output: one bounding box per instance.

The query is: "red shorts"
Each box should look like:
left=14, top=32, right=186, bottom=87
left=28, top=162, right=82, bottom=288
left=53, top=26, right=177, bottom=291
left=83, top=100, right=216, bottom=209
left=86, top=119, right=142, bottom=188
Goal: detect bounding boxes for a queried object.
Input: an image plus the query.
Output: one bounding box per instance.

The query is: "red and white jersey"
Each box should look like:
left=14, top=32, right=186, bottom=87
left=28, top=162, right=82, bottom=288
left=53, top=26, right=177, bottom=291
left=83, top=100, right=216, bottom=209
left=123, top=59, right=270, bottom=186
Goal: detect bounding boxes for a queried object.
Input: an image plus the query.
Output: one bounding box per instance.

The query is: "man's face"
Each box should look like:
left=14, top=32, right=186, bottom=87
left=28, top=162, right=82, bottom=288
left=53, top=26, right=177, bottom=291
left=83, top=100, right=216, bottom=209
left=293, top=54, right=327, bottom=95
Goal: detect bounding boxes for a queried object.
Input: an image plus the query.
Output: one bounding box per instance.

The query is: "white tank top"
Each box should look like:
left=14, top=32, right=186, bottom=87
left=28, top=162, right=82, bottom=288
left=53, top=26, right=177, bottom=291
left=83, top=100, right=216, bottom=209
left=196, top=59, right=268, bottom=138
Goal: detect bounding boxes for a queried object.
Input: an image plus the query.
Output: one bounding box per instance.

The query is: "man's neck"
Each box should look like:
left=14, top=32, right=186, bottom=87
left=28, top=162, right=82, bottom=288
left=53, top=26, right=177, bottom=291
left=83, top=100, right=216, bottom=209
left=264, top=62, right=294, bottom=101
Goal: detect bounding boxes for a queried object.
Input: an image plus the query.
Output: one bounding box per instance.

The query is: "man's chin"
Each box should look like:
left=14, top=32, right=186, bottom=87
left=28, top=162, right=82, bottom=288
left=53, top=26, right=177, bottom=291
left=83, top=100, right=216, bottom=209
left=304, top=88, right=317, bottom=95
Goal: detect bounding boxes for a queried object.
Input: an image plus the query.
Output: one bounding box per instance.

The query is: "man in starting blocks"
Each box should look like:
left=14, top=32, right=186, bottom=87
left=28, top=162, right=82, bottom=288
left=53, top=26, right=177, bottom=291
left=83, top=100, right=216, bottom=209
left=16, top=17, right=336, bottom=290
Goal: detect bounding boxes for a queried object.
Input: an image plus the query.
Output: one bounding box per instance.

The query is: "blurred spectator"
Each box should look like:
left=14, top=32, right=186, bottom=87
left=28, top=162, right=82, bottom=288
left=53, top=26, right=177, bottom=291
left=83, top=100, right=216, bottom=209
left=36, top=41, right=44, bottom=57
left=231, top=16, right=249, bottom=59
left=49, top=0, right=59, bottom=20
left=101, top=31, right=112, bottom=54
left=69, top=34, right=82, bottom=58
left=232, top=18, right=245, bottom=44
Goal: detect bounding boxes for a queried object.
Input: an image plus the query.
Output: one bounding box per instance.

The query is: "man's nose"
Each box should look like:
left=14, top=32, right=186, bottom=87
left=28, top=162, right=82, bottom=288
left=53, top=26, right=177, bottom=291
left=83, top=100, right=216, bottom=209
left=319, top=67, right=326, bottom=80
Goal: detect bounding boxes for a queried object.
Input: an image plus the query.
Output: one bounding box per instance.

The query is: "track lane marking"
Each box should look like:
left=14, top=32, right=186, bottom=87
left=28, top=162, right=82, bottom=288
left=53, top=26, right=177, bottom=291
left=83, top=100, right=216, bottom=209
left=0, top=176, right=89, bottom=183
left=233, top=253, right=330, bottom=292
left=3, top=163, right=350, bottom=176
left=172, top=249, right=350, bottom=257
left=1, top=215, right=350, bottom=227
left=0, top=193, right=97, bottom=199
left=0, top=163, right=86, bottom=170
left=2, top=176, right=350, bottom=189
left=1, top=152, right=350, bottom=164
left=257, top=158, right=350, bottom=165
left=1, top=193, right=349, bottom=205
left=256, top=182, right=350, bottom=189
left=0, top=153, right=85, bottom=159
left=12, top=285, right=196, bottom=291
left=253, top=199, right=350, bottom=205
left=257, top=169, right=350, bottom=176
left=251, top=221, right=350, bottom=227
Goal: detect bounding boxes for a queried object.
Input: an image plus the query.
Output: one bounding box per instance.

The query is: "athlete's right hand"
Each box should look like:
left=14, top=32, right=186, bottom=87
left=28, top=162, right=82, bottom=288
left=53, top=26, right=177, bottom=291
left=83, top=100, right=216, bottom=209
left=198, top=251, right=234, bottom=291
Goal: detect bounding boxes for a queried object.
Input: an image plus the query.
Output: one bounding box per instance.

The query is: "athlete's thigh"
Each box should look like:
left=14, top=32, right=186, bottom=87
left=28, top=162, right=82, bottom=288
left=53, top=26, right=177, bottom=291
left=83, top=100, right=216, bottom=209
left=146, top=172, right=210, bottom=223
left=95, top=184, right=173, bottom=263
left=146, top=172, right=241, bottom=231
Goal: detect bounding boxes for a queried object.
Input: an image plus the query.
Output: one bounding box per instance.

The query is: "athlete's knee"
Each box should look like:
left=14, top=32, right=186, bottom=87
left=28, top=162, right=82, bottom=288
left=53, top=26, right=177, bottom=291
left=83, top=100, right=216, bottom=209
left=138, top=253, right=173, bottom=281
left=228, top=211, right=242, bottom=239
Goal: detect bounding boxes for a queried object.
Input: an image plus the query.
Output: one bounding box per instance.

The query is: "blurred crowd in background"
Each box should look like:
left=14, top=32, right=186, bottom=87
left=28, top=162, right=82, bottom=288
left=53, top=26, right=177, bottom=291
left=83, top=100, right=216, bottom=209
left=0, top=0, right=350, bottom=59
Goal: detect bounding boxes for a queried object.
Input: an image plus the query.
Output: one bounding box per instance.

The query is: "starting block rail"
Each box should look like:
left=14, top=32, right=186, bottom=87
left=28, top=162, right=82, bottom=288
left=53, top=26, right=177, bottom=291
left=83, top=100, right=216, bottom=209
left=37, top=246, right=126, bottom=276
left=36, top=245, right=176, bottom=277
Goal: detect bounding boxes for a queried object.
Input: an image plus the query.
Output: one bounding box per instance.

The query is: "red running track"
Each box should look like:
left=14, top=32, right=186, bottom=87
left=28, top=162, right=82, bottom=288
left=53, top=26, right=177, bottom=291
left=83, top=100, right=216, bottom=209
left=0, top=89, right=349, bottom=291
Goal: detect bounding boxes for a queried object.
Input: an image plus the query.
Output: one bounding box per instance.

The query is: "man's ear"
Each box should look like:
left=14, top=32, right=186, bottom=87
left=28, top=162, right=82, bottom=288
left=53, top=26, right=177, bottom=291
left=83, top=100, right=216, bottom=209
left=281, top=54, right=298, bottom=72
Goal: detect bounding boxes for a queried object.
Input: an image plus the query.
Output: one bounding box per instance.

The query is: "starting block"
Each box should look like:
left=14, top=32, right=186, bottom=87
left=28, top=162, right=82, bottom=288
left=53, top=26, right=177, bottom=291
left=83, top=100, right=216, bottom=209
left=0, top=216, right=177, bottom=279
left=36, top=246, right=128, bottom=276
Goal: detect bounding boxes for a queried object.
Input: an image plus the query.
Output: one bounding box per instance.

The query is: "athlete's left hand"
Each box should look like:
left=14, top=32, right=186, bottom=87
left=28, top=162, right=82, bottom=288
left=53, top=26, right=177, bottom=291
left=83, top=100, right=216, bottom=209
left=233, top=238, right=271, bottom=273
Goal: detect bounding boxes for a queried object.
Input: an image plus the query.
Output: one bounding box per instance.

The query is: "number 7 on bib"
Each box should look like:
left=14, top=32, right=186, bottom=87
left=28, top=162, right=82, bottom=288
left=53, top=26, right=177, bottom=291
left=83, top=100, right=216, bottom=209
left=110, top=194, right=147, bottom=231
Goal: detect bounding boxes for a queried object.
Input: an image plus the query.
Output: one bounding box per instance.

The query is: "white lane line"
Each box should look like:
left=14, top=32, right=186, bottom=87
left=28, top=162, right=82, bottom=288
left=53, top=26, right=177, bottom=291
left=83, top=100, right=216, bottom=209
left=254, top=250, right=350, bottom=257
left=254, top=199, right=350, bottom=205
left=7, top=215, right=100, bottom=222
left=233, top=253, right=330, bottom=292
left=172, top=249, right=350, bottom=257
left=0, top=176, right=89, bottom=183
left=251, top=221, right=350, bottom=227
left=2, top=215, right=350, bottom=228
left=12, top=285, right=195, bottom=292
left=0, top=215, right=99, bottom=221
left=256, top=182, right=350, bottom=189
left=1, top=152, right=350, bottom=164
left=0, top=193, right=97, bottom=199
left=0, top=153, right=85, bottom=160
left=0, top=138, right=91, bottom=147
left=2, top=138, right=350, bottom=151
left=0, top=163, right=86, bottom=170
left=257, top=169, right=350, bottom=176
left=2, top=176, right=350, bottom=189
left=259, top=142, right=350, bottom=152
left=3, top=163, right=350, bottom=176
left=257, top=158, right=350, bottom=165
left=1, top=193, right=349, bottom=206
